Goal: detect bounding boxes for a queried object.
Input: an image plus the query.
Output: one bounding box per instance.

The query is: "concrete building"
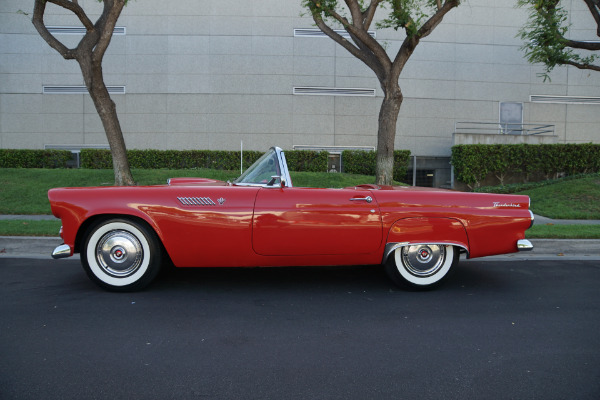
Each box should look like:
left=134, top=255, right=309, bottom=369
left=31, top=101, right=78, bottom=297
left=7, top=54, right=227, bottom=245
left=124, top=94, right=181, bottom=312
left=1, top=0, right=599, bottom=177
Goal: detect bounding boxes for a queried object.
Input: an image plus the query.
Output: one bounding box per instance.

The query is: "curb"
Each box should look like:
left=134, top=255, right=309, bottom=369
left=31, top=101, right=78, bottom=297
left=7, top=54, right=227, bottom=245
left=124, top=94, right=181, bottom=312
left=0, top=236, right=71, bottom=260
left=2, top=236, right=600, bottom=261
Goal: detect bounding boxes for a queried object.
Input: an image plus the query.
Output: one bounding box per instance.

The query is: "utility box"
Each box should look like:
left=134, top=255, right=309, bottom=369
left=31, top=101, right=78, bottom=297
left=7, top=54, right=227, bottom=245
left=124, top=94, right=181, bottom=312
left=292, top=145, right=375, bottom=174
left=327, top=153, right=341, bottom=173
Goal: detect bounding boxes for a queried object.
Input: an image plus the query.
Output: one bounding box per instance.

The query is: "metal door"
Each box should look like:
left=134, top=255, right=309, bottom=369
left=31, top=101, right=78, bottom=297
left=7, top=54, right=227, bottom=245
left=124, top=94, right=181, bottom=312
left=252, top=187, right=382, bottom=256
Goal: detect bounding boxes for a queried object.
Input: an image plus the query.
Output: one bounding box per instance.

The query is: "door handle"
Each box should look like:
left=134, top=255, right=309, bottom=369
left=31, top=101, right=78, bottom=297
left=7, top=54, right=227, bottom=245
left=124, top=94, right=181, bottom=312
left=350, top=196, right=373, bottom=203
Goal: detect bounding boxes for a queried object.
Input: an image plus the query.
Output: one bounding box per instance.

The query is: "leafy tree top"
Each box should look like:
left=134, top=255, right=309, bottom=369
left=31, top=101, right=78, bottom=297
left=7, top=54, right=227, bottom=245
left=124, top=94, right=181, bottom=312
left=518, top=0, right=600, bottom=81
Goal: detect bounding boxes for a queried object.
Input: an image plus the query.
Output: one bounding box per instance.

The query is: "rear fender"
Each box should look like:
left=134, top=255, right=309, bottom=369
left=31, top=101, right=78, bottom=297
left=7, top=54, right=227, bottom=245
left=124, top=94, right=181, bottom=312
left=383, top=217, right=470, bottom=264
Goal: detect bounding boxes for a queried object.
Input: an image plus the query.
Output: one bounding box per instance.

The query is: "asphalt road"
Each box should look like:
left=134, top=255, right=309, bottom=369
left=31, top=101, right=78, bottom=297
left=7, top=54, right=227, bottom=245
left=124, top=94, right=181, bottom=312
left=1, top=258, right=598, bottom=400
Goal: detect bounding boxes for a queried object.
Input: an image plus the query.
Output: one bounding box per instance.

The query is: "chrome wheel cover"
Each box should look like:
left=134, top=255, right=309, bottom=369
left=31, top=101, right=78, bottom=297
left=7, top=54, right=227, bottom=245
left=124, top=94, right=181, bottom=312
left=401, top=245, right=446, bottom=277
left=95, top=230, right=144, bottom=278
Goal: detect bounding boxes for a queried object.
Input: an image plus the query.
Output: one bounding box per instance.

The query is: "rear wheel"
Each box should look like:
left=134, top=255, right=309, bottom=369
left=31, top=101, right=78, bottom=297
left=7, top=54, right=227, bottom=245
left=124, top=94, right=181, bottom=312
left=385, top=244, right=459, bottom=290
left=81, top=219, right=162, bottom=291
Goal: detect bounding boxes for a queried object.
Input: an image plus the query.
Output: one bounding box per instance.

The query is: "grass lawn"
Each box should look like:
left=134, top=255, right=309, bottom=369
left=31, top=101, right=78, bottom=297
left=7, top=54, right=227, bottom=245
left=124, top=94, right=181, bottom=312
left=0, top=168, right=239, bottom=215
left=516, top=174, right=600, bottom=219
left=526, top=224, right=600, bottom=239
left=0, top=168, right=379, bottom=215
left=0, top=220, right=62, bottom=237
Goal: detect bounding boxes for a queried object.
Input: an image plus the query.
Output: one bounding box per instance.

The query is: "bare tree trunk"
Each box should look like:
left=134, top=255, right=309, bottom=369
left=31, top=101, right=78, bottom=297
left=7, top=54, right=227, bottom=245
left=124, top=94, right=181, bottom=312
left=32, top=0, right=134, bottom=186
left=80, top=57, right=134, bottom=186
left=376, top=88, right=403, bottom=185
left=90, top=89, right=134, bottom=186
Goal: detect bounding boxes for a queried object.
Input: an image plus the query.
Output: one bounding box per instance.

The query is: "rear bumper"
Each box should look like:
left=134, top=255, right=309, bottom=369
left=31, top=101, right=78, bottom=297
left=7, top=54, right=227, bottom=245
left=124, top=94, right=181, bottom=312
left=52, top=244, right=72, bottom=259
left=517, top=239, right=534, bottom=251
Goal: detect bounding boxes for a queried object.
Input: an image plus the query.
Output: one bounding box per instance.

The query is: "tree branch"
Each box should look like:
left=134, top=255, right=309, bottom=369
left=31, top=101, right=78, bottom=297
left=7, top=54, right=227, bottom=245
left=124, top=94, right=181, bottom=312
left=307, top=1, right=391, bottom=79
left=362, top=0, right=382, bottom=30
left=92, top=0, right=126, bottom=62
left=564, top=39, right=600, bottom=51
left=307, top=1, right=352, bottom=29
left=344, top=0, right=364, bottom=29
left=311, top=10, right=388, bottom=78
left=583, top=0, right=600, bottom=36
left=391, top=0, right=459, bottom=78
left=566, top=59, right=600, bottom=71
left=348, top=31, right=390, bottom=81
left=47, top=0, right=94, bottom=31
left=416, top=0, right=460, bottom=40
left=32, top=0, right=76, bottom=59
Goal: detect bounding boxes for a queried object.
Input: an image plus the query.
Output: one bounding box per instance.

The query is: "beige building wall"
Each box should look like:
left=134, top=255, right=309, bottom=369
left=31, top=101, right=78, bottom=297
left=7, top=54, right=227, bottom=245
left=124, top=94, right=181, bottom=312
left=1, top=0, right=599, bottom=157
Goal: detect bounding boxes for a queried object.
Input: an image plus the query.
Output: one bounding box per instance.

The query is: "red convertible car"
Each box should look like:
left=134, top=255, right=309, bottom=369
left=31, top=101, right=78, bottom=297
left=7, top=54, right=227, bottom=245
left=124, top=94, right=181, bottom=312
left=49, top=147, right=534, bottom=291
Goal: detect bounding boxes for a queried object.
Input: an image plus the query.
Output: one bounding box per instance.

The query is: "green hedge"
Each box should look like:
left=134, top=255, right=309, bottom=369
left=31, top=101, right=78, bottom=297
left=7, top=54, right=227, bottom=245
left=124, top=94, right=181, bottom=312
left=1, top=148, right=415, bottom=178
left=342, top=150, right=411, bottom=181
left=451, top=143, right=600, bottom=188
left=284, top=150, right=329, bottom=172
left=81, top=149, right=261, bottom=170
left=0, top=149, right=72, bottom=168
left=80, top=149, right=329, bottom=172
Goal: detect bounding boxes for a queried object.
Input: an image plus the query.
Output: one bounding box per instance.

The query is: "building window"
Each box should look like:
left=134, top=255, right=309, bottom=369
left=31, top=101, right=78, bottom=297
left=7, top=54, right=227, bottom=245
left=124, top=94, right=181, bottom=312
left=42, top=86, right=126, bottom=94
left=293, top=87, right=375, bottom=96
left=45, top=26, right=126, bottom=35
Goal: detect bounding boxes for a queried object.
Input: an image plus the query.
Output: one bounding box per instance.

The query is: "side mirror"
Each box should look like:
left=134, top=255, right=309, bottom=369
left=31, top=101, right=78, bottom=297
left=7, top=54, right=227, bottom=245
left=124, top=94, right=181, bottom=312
left=267, top=175, right=286, bottom=188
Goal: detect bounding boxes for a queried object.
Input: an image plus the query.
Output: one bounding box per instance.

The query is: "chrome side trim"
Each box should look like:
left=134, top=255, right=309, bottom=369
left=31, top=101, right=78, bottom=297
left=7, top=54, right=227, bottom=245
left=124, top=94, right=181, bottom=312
left=52, top=244, right=72, bottom=259
left=517, top=239, right=534, bottom=251
left=382, top=242, right=469, bottom=264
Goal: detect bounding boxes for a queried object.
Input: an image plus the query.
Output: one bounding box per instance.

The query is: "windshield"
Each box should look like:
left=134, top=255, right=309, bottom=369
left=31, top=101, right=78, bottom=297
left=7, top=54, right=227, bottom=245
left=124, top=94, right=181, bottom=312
left=234, top=148, right=281, bottom=185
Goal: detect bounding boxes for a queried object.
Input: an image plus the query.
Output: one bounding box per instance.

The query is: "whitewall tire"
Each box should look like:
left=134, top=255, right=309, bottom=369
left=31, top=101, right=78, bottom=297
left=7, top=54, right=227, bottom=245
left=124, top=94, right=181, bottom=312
left=81, top=219, right=162, bottom=291
left=385, top=244, right=459, bottom=290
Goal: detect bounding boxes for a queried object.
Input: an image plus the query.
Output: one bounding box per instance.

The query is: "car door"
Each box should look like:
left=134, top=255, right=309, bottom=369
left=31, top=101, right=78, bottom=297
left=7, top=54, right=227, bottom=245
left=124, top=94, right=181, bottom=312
left=155, top=185, right=260, bottom=267
left=252, top=187, right=382, bottom=256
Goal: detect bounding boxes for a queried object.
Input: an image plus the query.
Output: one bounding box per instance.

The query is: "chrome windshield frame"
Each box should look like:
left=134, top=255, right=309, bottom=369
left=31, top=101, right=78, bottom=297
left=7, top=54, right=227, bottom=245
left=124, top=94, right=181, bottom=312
left=233, top=147, right=293, bottom=188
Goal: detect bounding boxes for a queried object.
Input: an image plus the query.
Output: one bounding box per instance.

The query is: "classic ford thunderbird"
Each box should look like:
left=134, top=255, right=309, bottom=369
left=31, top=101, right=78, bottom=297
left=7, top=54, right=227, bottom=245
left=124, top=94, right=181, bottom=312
left=49, top=147, right=534, bottom=291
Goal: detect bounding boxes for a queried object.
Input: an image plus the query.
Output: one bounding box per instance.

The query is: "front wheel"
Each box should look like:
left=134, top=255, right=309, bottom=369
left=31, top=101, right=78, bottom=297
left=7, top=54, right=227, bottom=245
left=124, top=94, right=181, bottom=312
left=385, top=244, right=459, bottom=290
left=81, top=219, right=162, bottom=291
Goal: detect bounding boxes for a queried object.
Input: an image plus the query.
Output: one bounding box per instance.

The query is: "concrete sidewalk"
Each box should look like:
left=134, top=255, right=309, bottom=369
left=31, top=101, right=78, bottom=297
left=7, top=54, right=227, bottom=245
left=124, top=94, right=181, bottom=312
left=0, top=215, right=57, bottom=220
left=533, top=214, right=600, bottom=225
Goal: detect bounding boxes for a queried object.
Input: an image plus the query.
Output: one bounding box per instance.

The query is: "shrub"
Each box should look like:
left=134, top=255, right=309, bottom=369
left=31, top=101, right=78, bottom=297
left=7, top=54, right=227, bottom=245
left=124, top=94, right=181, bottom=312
left=451, top=143, right=600, bottom=189
left=80, top=149, right=330, bottom=172
left=0, top=149, right=72, bottom=168
left=342, top=150, right=411, bottom=182
left=3, top=147, right=411, bottom=178
left=284, top=150, right=329, bottom=172
left=81, top=149, right=265, bottom=171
